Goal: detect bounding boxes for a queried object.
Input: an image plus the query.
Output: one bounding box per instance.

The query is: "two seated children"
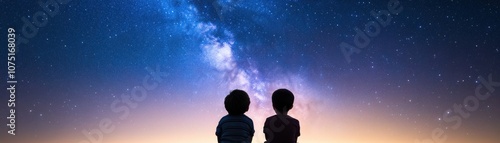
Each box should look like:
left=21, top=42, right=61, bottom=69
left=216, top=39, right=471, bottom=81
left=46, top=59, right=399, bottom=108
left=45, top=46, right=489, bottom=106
left=216, top=89, right=300, bottom=143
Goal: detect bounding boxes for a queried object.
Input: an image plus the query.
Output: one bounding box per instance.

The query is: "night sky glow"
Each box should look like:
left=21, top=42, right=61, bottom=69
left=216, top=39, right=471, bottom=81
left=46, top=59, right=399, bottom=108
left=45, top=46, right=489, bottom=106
left=1, top=0, right=500, bottom=143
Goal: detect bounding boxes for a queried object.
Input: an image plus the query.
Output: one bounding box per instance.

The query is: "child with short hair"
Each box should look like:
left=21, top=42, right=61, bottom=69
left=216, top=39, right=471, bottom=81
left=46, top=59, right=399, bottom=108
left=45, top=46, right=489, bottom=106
left=216, top=89, right=254, bottom=143
left=264, top=88, right=300, bottom=143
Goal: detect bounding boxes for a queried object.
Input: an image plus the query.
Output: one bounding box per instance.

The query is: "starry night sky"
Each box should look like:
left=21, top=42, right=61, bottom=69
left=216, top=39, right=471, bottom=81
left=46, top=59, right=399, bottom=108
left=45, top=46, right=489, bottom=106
left=1, top=0, right=500, bottom=143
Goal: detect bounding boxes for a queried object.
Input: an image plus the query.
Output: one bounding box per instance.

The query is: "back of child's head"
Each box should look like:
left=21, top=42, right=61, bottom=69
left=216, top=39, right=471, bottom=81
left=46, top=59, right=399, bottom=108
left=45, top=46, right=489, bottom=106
left=272, top=88, right=295, bottom=114
left=224, top=89, right=250, bottom=115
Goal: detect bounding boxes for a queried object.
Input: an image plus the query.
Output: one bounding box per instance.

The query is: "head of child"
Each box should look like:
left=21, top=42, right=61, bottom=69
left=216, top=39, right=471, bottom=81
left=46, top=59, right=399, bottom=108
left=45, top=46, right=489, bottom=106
left=224, top=89, right=251, bottom=115
left=272, top=88, right=295, bottom=115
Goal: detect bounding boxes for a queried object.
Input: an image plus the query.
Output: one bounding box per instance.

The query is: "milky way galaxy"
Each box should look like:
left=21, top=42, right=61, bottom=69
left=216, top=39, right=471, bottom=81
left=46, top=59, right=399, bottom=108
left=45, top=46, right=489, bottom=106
left=1, top=0, right=499, bottom=143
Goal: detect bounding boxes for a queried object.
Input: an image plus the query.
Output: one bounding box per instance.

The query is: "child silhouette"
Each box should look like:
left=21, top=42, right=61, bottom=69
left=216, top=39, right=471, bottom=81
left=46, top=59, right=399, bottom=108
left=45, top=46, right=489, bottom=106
left=216, top=89, right=254, bottom=143
left=263, top=89, right=300, bottom=143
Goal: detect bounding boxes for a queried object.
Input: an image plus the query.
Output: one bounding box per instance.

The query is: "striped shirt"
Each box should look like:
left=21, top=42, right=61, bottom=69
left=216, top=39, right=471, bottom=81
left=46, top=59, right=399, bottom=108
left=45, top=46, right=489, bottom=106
left=216, top=114, right=255, bottom=143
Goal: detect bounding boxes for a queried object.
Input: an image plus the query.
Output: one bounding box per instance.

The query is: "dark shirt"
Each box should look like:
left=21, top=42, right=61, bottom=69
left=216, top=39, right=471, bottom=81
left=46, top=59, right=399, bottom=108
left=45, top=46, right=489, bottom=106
left=216, top=114, right=255, bottom=143
left=263, top=115, right=300, bottom=143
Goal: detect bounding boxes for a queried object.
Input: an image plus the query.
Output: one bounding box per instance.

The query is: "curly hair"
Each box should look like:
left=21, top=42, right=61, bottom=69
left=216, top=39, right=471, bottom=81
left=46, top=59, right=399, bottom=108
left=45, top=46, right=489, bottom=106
left=224, top=89, right=250, bottom=115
